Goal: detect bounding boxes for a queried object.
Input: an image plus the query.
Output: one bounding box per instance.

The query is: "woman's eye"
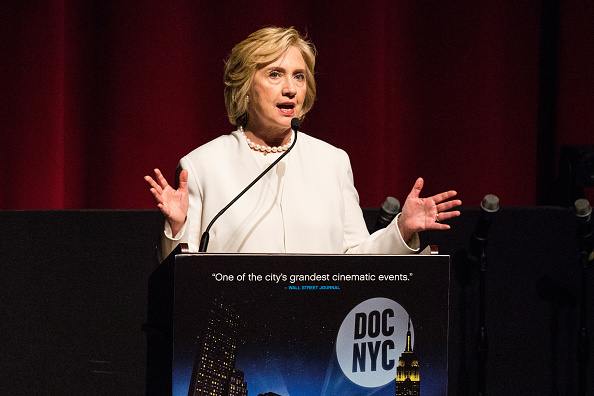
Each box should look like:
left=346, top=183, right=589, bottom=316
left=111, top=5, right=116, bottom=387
left=295, top=73, right=305, bottom=81
left=269, top=71, right=281, bottom=78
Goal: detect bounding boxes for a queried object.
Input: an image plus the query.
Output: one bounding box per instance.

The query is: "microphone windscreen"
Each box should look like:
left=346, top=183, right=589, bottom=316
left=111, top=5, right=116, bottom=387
left=291, top=118, right=300, bottom=132
left=481, top=194, right=500, bottom=212
left=574, top=198, right=592, bottom=219
left=381, top=197, right=400, bottom=215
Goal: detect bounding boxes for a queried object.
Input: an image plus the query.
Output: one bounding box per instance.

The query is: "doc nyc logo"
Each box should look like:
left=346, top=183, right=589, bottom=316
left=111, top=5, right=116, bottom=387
left=335, top=297, right=413, bottom=388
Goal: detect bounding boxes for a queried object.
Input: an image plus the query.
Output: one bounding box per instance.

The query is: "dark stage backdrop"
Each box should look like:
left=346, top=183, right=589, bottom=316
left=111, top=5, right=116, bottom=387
left=1, top=0, right=593, bottom=210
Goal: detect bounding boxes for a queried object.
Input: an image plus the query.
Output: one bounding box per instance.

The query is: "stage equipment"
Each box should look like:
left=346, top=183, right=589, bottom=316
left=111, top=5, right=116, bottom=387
left=574, top=198, right=593, bottom=396
left=469, top=194, right=499, bottom=396
left=374, top=196, right=401, bottom=232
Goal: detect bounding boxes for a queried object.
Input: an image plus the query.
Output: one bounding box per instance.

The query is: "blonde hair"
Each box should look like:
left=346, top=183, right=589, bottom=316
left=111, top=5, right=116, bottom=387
left=224, top=27, right=317, bottom=127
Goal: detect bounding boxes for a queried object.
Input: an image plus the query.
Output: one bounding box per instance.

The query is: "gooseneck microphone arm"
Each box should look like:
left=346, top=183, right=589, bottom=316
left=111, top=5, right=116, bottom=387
left=198, top=118, right=300, bottom=252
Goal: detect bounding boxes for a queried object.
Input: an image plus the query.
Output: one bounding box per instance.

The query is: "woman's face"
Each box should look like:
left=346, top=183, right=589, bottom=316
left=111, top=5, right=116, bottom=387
left=247, top=46, right=307, bottom=134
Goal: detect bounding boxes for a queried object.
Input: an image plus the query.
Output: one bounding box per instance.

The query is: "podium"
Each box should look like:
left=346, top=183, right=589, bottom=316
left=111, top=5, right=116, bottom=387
left=167, top=253, right=450, bottom=396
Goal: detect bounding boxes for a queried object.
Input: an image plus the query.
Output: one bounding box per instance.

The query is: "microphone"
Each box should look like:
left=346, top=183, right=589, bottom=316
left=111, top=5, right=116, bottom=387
left=468, top=194, right=500, bottom=262
left=198, top=118, right=301, bottom=252
left=374, top=196, right=401, bottom=232
left=574, top=198, right=593, bottom=263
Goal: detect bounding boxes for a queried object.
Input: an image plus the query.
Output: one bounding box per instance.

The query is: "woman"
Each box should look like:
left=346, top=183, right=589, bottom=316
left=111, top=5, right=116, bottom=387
left=145, top=27, right=461, bottom=261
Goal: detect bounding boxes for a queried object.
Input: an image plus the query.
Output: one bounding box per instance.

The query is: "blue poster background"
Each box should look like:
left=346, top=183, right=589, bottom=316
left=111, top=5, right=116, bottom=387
left=173, top=254, right=449, bottom=396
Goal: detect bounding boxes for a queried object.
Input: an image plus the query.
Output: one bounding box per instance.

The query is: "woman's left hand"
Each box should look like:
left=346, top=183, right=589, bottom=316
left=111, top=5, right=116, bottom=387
left=398, top=177, right=462, bottom=243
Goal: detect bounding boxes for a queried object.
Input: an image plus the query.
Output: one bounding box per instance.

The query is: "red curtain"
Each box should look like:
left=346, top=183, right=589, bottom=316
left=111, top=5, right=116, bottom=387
left=2, top=0, right=592, bottom=210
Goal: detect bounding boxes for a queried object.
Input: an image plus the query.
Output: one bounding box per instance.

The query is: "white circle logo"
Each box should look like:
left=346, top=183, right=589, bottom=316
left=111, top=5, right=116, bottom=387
left=335, top=297, right=413, bottom=388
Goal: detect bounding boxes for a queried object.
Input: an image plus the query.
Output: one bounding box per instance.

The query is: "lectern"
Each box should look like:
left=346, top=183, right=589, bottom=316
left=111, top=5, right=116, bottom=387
left=161, top=253, right=450, bottom=396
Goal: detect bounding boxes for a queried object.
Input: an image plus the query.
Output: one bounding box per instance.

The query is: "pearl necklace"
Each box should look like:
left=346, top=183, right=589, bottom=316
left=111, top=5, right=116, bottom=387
left=238, top=126, right=292, bottom=154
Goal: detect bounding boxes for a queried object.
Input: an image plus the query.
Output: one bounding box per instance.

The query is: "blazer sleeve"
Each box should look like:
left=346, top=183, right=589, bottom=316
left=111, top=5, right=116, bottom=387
left=340, top=152, right=420, bottom=254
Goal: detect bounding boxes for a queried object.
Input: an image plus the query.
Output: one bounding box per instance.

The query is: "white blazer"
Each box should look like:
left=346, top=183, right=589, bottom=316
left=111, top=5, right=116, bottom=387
left=160, top=130, right=418, bottom=259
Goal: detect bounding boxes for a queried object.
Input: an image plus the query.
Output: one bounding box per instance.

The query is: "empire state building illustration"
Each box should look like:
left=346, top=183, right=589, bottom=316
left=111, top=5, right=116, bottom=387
left=395, top=317, right=420, bottom=395
left=187, top=298, right=248, bottom=396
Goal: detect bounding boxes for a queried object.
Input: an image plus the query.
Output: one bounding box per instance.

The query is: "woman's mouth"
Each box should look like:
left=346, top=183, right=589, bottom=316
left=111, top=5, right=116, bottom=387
left=277, top=102, right=295, bottom=115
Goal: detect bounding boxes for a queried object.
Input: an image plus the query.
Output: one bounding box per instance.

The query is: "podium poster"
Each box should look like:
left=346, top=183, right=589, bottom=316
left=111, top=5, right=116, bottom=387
left=173, top=254, right=450, bottom=396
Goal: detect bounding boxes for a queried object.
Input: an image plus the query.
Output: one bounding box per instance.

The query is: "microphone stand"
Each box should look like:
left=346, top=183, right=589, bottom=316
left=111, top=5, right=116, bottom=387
left=577, top=237, right=592, bottom=396
left=470, top=195, right=498, bottom=396
left=575, top=198, right=592, bottom=396
left=476, top=243, right=488, bottom=396
left=577, top=249, right=590, bottom=396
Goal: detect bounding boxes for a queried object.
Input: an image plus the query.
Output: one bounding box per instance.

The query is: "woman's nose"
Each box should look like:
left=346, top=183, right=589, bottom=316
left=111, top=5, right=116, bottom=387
left=282, top=77, right=297, bottom=97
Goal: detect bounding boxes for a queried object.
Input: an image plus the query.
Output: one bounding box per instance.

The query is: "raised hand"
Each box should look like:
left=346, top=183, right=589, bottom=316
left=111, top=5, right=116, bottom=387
left=398, top=177, right=461, bottom=243
left=144, top=168, right=189, bottom=236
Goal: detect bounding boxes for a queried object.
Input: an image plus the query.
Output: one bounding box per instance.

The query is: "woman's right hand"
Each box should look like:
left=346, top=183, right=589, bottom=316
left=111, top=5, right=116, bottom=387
left=145, top=168, right=189, bottom=236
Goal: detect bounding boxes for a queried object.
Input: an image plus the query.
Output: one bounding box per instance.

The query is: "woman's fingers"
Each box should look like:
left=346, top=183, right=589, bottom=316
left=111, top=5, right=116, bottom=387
left=177, top=169, right=189, bottom=191
left=407, top=177, right=424, bottom=199
left=145, top=168, right=170, bottom=195
left=154, top=168, right=170, bottom=189
left=436, top=199, right=462, bottom=213
left=431, top=190, right=458, bottom=204
left=149, top=187, right=164, bottom=204
left=436, top=210, right=460, bottom=222
left=144, top=175, right=163, bottom=195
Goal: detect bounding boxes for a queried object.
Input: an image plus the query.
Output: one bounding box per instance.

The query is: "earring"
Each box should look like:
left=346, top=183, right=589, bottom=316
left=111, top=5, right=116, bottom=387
left=246, top=94, right=250, bottom=103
